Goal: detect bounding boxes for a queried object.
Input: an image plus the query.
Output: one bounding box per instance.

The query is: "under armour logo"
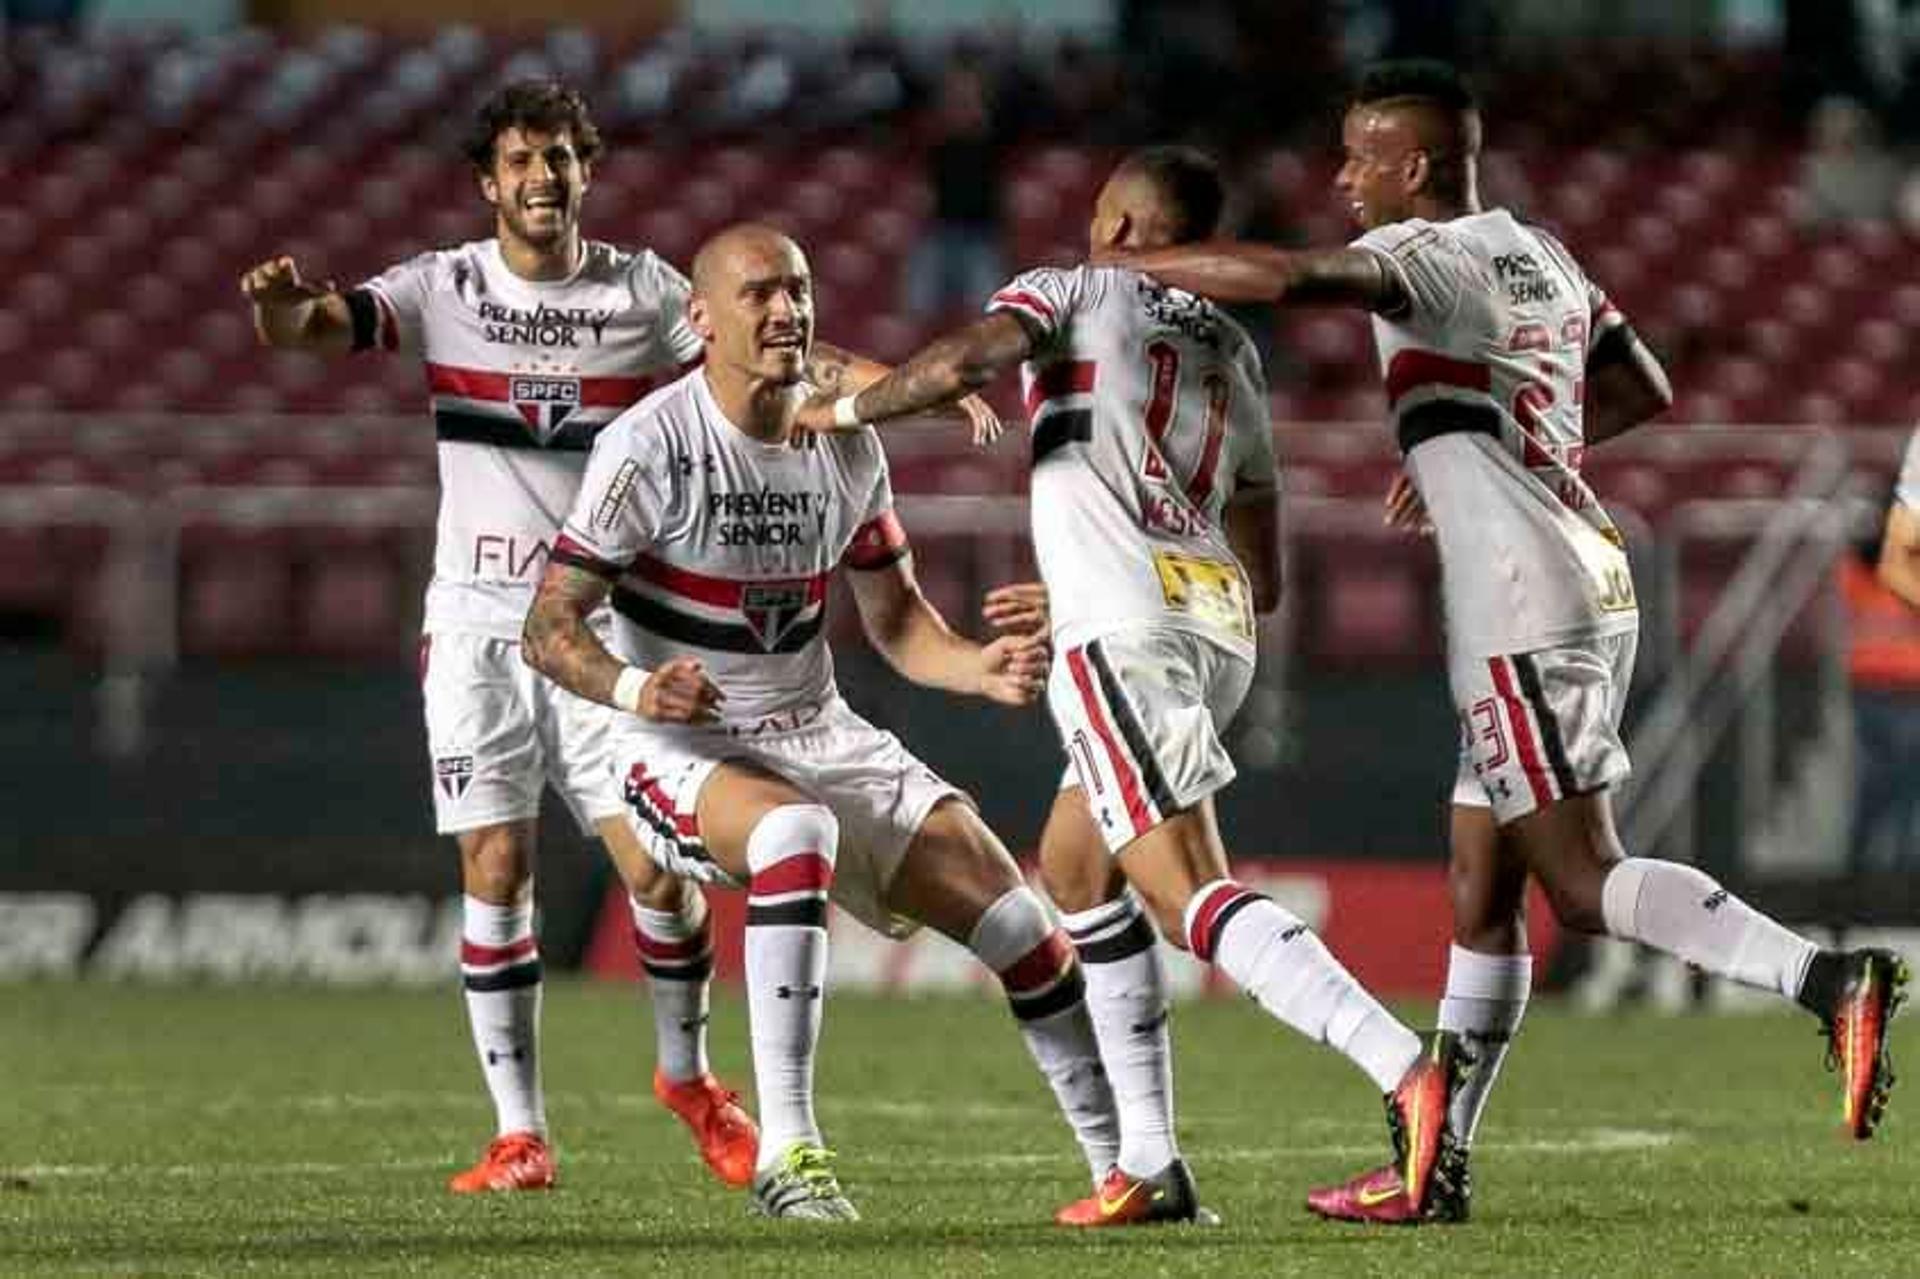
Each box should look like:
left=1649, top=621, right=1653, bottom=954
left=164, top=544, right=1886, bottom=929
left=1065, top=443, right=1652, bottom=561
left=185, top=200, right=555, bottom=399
left=1278, top=925, right=1307, bottom=943
left=775, top=983, right=822, bottom=1000
left=485, top=1047, right=527, bottom=1066
left=1702, top=889, right=1729, bottom=913
left=679, top=1014, right=711, bottom=1032
left=1129, top=1011, right=1170, bottom=1036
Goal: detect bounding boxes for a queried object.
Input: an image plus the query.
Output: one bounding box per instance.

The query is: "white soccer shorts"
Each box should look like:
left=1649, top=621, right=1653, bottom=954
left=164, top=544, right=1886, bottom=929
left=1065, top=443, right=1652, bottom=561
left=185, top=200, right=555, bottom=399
left=1449, top=630, right=1638, bottom=824
left=1047, top=626, right=1254, bottom=854
left=609, top=697, right=967, bottom=938
left=420, top=630, right=627, bottom=835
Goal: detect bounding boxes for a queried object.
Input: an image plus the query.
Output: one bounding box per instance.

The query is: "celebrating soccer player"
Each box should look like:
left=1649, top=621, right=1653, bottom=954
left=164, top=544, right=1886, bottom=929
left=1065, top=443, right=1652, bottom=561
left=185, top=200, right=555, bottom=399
left=240, top=81, right=762, bottom=1194
left=798, top=146, right=1471, bottom=1225
left=523, top=223, right=1126, bottom=1221
left=1100, top=61, right=1908, bottom=1221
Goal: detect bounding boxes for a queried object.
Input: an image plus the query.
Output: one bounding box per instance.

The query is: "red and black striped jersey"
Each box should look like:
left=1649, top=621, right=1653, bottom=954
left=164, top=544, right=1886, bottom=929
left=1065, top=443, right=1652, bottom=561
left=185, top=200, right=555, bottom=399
left=558, top=370, right=907, bottom=723
left=352, top=238, right=701, bottom=639
left=988, top=265, right=1276, bottom=664
left=1354, top=210, right=1638, bottom=658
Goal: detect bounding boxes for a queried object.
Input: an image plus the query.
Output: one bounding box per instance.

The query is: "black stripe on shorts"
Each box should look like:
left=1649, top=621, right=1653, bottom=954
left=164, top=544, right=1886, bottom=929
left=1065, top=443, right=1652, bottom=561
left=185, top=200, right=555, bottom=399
left=1512, top=653, right=1579, bottom=798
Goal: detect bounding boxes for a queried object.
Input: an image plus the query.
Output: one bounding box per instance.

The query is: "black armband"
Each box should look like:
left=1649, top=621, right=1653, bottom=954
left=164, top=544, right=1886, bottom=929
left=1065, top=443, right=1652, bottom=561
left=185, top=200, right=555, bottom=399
left=344, top=288, right=380, bottom=352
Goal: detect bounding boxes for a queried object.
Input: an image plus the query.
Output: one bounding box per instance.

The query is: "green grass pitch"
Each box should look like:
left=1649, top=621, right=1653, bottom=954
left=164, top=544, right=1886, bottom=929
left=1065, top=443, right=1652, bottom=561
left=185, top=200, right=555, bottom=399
left=3, top=981, right=1915, bottom=1277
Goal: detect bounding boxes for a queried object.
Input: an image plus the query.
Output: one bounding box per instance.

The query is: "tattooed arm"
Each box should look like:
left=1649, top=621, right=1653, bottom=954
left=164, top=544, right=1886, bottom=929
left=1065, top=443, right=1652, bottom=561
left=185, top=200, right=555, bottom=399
left=523, top=559, right=723, bottom=723
left=523, top=561, right=625, bottom=705
left=801, top=336, right=1006, bottom=442
left=839, top=312, right=1036, bottom=425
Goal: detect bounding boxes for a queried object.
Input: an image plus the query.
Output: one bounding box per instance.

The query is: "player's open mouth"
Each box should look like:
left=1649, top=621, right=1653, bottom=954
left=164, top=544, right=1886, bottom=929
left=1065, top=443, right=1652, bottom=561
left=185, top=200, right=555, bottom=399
left=523, top=192, right=564, bottom=211
left=762, top=333, right=804, bottom=351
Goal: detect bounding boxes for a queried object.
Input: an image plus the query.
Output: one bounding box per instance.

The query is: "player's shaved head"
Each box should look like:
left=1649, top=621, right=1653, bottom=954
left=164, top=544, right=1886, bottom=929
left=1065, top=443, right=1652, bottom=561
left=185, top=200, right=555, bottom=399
left=1093, top=146, right=1225, bottom=251
left=690, top=222, right=806, bottom=298
left=1348, top=60, right=1481, bottom=203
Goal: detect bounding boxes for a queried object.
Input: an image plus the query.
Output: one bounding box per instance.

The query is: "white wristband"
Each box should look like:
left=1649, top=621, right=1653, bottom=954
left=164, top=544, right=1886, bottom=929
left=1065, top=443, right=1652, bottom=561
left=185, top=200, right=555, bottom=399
left=611, top=665, right=650, bottom=714
left=832, top=395, right=863, bottom=429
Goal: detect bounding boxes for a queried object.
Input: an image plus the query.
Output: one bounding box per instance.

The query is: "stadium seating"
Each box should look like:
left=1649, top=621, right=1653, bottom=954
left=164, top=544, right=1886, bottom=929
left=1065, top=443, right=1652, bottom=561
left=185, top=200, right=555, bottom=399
left=0, top=29, right=1914, bottom=428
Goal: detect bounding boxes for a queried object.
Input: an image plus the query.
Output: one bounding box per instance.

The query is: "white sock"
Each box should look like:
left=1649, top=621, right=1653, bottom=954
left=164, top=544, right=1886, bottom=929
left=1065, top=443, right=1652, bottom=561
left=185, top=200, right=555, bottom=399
left=1601, top=859, right=1819, bottom=999
left=969, top=887, right=1120, bottom=1183
left=1061, top=889, right=1176, bottom=1179
left=631, top=888, right=713, bottom=1085
left=460, top=894, right=546, bottom=1138
left=1437, top=944, right=1531, bottom=1147
left=1186, top=880, right=1421, bottom=1093
left=744, top=804, right=838, bottom=1170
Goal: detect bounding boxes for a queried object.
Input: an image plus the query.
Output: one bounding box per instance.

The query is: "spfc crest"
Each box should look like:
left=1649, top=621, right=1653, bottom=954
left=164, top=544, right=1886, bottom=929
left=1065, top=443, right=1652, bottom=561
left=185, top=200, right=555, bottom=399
left=741, top=581, right=811, bottom=651
left=435, top=754, right=475, bottom=800
left=510, top=375, right=581, bottom=440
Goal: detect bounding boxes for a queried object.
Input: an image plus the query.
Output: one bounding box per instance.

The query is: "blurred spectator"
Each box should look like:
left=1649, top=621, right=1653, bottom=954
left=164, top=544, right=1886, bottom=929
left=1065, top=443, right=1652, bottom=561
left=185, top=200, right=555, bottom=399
left=1842, top=495, right=1920, bottom=871
left=1797, top=96, right=1902, bottom=228
left=4, top=0, right=83, bottom=32
left=902, top=60, right=1007, bottom=319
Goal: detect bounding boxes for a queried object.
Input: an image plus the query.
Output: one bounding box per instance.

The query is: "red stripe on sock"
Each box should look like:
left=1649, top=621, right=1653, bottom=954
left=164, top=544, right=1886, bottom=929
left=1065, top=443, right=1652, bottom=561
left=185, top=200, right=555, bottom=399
left=1000, top=931, right=1074, bottom=995
left=632, top=928, right=710, bottom=962
left=749, top=851, right=834, bottom=898
left=1186, top=883, right=1253, bottom=962
left=461, top=936, right=537, bottom=967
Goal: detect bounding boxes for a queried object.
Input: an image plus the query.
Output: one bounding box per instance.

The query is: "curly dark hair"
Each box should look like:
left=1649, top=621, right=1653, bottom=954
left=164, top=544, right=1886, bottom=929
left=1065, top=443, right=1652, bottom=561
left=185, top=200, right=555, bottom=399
left=1351, top=59, right=1478, bottom=114
left=1116, top=145, right=1226, bottom=242
left=462, top=80, right=604, bottom=172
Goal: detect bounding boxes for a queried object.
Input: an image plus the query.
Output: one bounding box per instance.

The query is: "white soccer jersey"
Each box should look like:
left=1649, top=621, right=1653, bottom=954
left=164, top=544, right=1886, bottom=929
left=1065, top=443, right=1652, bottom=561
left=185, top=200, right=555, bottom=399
left=988, top=265, right=1277, bottom=663
left=1354, top=209, right=1639, bottom=659
left=1898, top=427, right=1920, bottom=512
left=352, top=238, right=702, bottom=638
left=556, top=370, right=908, bottom=724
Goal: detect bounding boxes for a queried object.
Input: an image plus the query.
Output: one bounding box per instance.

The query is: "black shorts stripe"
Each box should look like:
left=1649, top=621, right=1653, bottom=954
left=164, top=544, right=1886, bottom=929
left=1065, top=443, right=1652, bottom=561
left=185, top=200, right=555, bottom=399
left=463, top=959, right=543, bottom=992
left=1395, top=401, right=1500, bottom=454
left=1009, top=967, right=1086, bottom=1022
left=1032, top=409, right=1093, bottom=463
left=1512, top=653, right=1579, bottom=798
left=434, top=409, right=604, bottom=453
left=1086, top=639, right=1178, bottom=817
left=642, top=955, right=714, bottom=983
left=747, top=898, right=828, bottom=929
left=1073, top=912, right=1157, bottom=965
left=345, top=287, right=380, bottom=352
left=611, top=586, right=824, bottom=655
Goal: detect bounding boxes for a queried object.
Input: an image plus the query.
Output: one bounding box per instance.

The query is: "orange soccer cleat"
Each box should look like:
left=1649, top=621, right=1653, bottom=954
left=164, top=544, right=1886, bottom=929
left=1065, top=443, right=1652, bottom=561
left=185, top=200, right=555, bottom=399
left=654, top=1068, right=759, bottom=1188
left=1054, top=1159, right=1216, bottom=1227
left=1825, top=948, right=1910, bottom=1140
left=447, top=1131, right=556, bottom=1194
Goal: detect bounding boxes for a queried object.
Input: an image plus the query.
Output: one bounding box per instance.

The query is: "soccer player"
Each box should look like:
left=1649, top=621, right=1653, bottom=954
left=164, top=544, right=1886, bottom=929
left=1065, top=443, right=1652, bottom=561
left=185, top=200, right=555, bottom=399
left=1880, top=428, right=1920, bottom=610
left=1100, top=61, right=1910, bottom=1222
left=799, top=146, right=1469, bottom=1224
left=239, top=81, right=763, bottom=1194
left=523, top=223, right=1124, bottom=1221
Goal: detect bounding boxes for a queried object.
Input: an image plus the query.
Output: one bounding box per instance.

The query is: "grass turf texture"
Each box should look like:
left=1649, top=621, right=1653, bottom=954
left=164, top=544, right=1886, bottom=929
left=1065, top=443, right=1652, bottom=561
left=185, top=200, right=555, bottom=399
left=3, top=981, right=1914, bottom=1277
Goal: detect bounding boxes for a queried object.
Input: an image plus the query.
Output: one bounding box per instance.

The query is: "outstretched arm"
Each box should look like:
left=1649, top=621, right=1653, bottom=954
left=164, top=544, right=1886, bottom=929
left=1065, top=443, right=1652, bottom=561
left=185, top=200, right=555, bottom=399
left=801, top=336, right=1005, bottom=442
left=848, top=555, right=1048, bottom=706
left=1099, top=241, right=1406, bottom=312
left=830, top=312, right=1036, bottom=427
left=523, top=558, right=723, bottom=723
left=240, top=255, right=355, bottom=351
